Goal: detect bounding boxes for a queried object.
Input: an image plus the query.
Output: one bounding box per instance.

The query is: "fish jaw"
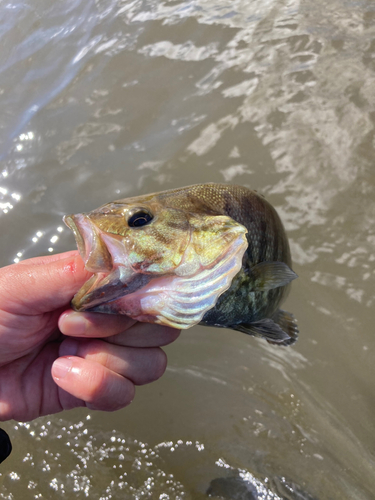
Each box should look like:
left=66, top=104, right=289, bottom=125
left=63, top=214, right=113, bottom=273
left=64, top=213, right=148, bottom=311
left=71, top=267, right=152, bottom=312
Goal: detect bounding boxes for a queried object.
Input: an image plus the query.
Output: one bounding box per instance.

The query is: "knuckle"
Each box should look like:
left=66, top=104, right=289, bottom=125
left=153, top=348, right=168, bottom=379
left=76, top=340, right=111, bottom=368
left=116, top=381, right=136, bottom=409
left=161, top=326, right=181, bottom=343
left=138, top=348, right=167, bottom=385
left=87, top=377, right=135, bottom=412
left=85, top=367, right=108, bottom=403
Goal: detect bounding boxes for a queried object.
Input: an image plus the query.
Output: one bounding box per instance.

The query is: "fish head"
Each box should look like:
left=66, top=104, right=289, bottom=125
left=65, top=199, right=191, bottom=274
left=64, top=192, right=248, bottom=328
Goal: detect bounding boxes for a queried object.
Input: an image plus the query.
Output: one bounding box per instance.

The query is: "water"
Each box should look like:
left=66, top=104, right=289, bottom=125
left=0, top=0, right=374, bottom=498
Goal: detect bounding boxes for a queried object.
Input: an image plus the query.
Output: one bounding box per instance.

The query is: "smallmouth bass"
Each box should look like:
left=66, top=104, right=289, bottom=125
left=64, top=183, right=298, bottom=346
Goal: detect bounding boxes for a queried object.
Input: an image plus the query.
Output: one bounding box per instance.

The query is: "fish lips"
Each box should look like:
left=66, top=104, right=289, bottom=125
left=64, top=214, right=145, bottom=311
left=63, top=214, right=113, bottom=273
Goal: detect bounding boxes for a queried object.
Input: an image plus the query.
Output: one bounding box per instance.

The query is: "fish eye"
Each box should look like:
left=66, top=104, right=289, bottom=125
left=127, top=209, right=153, bottom=228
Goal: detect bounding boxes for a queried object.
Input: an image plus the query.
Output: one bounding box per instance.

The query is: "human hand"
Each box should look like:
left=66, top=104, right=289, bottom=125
left=0, top=251, right=180, bottom=422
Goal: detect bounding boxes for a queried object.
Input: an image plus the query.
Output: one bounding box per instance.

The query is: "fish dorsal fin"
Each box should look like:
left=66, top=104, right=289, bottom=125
left=247, top=261, right=298, bottom=292
left=232, top=309, right=298, bottom=346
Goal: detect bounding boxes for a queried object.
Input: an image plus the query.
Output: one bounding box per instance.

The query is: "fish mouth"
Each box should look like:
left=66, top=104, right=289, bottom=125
left=64, top=214, right=150, bottom=311
left=70, top=266, right=151, bottom=312
left=63, top=214, right=113, bottom=273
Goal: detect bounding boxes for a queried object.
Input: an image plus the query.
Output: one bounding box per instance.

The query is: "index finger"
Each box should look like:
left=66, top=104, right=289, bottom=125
left=0, top=252, right=92, bottom=315
left=16, top=250, right=79, bottom=266
left=58, top=310, right=181, bottom=347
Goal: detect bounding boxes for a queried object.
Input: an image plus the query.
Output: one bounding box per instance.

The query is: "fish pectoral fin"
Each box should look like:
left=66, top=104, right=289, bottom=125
left=233, top=312, right=298, bottom=346
left=248, top=261, right=298, bottom=291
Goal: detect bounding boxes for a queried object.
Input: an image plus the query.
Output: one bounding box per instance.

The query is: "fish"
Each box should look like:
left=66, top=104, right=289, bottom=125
left=64, top=183, right=298, bottom=346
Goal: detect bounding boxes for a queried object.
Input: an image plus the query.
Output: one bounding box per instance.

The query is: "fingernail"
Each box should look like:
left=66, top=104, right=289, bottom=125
left=59, top=339, right=79, bottom=357
left=59, top=312, right=89, bottom=335
left=52, top=357, right=73, bottom=380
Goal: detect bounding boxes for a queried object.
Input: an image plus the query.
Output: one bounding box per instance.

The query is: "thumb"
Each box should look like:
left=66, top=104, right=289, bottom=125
left=0, top=251, right=92, bottom=315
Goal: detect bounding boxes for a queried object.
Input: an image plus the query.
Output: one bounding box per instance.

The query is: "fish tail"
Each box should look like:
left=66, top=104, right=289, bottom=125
left=232, top=309, right=298, bottom=346
left=270, top=309, right=299, bottom=345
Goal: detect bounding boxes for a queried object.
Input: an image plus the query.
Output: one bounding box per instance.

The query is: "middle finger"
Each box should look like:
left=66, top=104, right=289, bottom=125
left=59, top=338, right=168, bottom=385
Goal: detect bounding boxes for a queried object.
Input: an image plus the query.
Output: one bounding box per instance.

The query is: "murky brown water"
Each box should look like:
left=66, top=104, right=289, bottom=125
left=1, top=0, right=375, bottom=498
